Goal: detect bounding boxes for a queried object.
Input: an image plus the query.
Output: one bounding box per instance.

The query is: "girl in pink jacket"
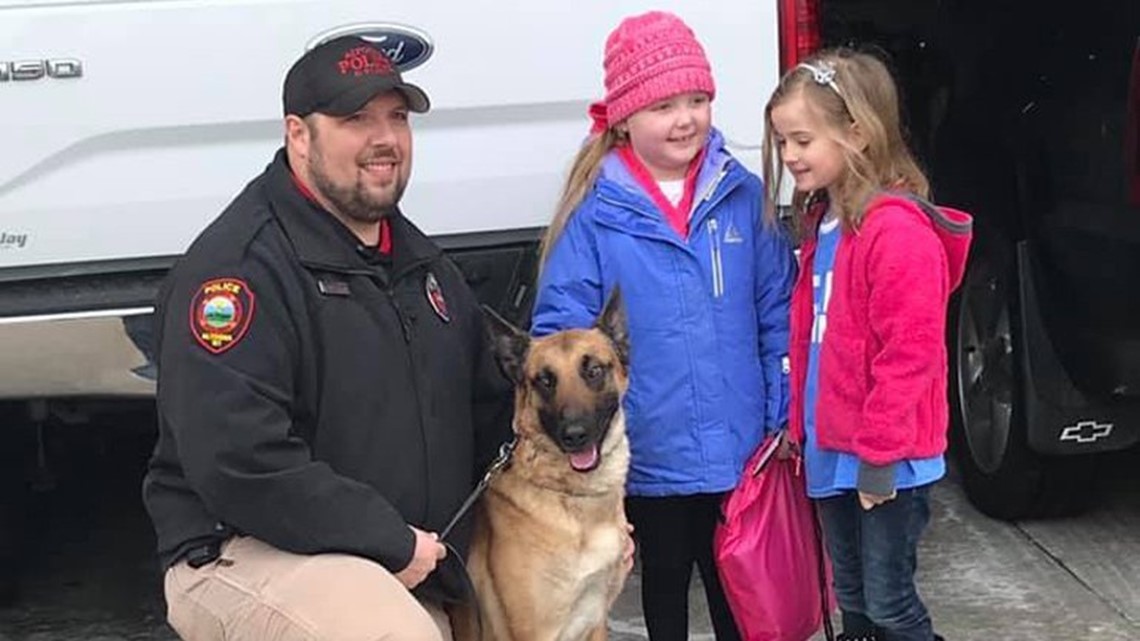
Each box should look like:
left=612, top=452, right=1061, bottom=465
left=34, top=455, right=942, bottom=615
left=764, top=49, right=971, bottom=641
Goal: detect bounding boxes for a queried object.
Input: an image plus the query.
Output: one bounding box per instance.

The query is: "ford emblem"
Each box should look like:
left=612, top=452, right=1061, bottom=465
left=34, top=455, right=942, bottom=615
left=307, top=23, right=434, bottom=72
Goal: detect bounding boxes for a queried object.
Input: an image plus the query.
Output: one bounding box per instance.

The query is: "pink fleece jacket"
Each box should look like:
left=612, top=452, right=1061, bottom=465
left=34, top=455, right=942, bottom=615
left=788, top=194, right=973, bottom=466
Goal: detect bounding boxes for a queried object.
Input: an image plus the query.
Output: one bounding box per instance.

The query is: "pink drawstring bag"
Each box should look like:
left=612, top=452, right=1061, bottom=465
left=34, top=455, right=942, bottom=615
left=714, top=434, right=835, bottom=641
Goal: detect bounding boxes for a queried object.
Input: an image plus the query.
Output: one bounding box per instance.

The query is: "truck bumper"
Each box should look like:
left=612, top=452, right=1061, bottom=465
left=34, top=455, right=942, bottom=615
left=0, top=308, right=156, bottom=399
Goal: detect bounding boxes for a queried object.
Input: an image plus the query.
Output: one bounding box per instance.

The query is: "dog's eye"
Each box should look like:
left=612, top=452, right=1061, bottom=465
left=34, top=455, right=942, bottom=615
left=534, top=371, right=556, bottom=391
left=584, top=363, right=605, bottom=381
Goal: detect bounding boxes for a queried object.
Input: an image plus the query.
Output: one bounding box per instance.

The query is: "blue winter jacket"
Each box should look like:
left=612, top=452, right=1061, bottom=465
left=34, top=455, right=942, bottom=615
left=532, top=130, right=796, bottom=497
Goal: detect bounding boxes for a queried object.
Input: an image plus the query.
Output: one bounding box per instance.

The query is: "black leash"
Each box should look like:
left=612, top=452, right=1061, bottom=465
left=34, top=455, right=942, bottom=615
left=812, top=501, right=837, bottom=641
left=440, top=436, right=517, bottom=542
left=435, top=436, right=516, bottom=640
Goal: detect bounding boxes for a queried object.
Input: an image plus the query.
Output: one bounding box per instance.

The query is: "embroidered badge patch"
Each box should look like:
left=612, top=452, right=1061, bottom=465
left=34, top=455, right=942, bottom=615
left=425, top=272, right=450, bottom=323
left=191, top=278, right=255, bottom=354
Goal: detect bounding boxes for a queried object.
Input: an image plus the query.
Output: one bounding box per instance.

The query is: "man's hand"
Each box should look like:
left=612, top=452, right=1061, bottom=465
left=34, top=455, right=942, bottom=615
left=395, top=527, right=447, bottom=589
left=858, top=490, right=898, bottom=511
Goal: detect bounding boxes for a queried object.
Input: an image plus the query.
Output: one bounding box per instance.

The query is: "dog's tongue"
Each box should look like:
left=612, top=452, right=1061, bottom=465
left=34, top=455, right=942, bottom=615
left=569, top=445, right=600, bottom=472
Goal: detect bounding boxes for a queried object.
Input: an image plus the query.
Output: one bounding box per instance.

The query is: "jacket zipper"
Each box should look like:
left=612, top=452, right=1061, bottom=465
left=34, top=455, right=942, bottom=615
left=688, top=166, right=733, bottom=232
left=698, top=167, right=729, bottom=206
left=386, top=282, right=431, bottom=523
left=388, top=291, right=413, bottom=343
left=708, top=218, right=725, bottom=297
left=304, top=255, right=436, bottom=523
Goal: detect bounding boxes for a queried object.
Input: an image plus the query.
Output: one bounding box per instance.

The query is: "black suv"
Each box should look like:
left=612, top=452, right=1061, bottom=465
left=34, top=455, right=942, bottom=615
left=804, top=0, right=1140, bottom=518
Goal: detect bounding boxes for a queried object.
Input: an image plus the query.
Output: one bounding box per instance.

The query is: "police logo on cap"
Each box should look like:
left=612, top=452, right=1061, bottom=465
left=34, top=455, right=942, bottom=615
left=283, top=35, right=431, bottom=118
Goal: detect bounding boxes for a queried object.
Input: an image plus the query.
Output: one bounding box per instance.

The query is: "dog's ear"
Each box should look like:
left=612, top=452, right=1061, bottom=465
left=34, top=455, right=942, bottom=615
left=595, top=286, right=629, bottom=368
left=481, top=305, right=530, bottom=384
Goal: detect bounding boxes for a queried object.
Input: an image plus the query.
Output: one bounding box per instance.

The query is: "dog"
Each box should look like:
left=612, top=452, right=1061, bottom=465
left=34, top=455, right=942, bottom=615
left=453, top=291, right=632, bottom=641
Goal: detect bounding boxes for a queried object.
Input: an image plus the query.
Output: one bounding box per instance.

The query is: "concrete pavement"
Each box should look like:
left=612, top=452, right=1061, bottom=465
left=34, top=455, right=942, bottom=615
left=608, top=461, right=1140, bottom=640
left=0, top=432, right=1136, bottom=641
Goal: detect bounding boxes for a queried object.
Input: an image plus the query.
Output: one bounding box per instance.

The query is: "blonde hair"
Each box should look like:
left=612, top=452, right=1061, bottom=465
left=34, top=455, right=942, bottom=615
left=762, top=48, right=929, bottom=232
left=539, top=128, right=624, bottom=264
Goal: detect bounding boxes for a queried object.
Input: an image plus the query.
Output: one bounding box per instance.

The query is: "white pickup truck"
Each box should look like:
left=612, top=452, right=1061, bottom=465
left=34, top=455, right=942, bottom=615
left=0, top=0, right=787, bottom=402
left=0, top=3, right=799, bottom=594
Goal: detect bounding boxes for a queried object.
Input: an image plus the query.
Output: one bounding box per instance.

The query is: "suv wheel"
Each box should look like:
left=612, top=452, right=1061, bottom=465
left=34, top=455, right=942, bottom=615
left=949, top=248, right=1094, bottom=520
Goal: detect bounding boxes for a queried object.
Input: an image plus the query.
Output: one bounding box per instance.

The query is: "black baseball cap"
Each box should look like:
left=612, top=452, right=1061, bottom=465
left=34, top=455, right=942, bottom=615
left=283, top=35, right=431, bottom=117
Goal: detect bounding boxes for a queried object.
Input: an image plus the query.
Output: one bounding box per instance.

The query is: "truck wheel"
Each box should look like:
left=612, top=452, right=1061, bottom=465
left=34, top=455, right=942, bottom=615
left=949, top=250, right=1093, bottom=520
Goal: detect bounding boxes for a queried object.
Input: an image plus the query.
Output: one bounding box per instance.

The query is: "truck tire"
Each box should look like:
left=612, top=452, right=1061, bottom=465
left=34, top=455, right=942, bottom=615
left=0, top=504, right=19, bottom=605
left=948, top=247, right=1094, bottom=520
left=0, top=408, right=31, bottom=605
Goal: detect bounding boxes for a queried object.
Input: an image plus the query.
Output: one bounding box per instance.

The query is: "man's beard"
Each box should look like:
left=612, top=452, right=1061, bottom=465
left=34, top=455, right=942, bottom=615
left=308, top=146, right=406, bottom=224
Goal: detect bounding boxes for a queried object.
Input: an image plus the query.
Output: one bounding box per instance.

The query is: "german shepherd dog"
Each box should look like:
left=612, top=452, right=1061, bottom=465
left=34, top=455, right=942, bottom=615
left=453, top=292, right=631, bottom=641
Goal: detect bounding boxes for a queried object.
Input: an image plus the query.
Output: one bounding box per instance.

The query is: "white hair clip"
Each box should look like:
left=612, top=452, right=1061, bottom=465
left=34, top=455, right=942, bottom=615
left=797, top=61, right=841, bottom=96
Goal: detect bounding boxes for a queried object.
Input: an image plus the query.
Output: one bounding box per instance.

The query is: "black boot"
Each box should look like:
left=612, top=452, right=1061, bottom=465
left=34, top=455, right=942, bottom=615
left=837, top=610, right=880, bottom=641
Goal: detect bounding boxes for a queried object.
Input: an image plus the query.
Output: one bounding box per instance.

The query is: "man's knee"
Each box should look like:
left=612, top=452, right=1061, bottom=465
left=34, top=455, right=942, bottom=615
left=387, top=603, right=446, bottom=641
left=266, top=552, right=445, bottom=641
left=176, top=539, right=447, bottom=641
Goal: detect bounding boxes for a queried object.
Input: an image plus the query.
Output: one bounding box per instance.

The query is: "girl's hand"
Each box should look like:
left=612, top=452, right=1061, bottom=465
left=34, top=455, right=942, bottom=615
left=776, top=432, right=800, bottom=460
left=621, top=521, right=635, bottom=573
left=609, top=520, right=636, bottom=608
left=858, top=490, right=898, bottom=510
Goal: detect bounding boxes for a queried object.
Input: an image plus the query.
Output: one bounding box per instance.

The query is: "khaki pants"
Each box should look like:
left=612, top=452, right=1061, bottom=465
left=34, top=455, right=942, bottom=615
left=164, top=536, right=453, bottom=641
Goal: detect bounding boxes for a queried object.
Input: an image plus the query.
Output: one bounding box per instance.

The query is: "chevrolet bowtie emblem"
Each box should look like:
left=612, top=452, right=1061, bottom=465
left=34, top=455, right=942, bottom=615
left=1059, top=420, right=1113, bottom=444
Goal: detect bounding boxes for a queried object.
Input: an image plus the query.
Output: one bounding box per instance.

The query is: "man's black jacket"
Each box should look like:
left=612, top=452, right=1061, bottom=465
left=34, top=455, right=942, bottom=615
left=142, top=149, right=513, bottom=601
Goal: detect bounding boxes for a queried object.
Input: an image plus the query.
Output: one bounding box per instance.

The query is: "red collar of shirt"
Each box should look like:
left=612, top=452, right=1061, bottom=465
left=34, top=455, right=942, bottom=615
left=289, top=171, right=392, bottom=255
left=617, top=145, right=705, bottom=240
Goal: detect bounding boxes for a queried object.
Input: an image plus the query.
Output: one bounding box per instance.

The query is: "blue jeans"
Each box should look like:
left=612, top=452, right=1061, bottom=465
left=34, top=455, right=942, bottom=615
left=817, top=485, right=935, bottom=641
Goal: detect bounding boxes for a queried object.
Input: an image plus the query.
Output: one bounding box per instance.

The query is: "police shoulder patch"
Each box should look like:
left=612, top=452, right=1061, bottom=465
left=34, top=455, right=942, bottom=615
left=190, top=277, right=256, bottom=354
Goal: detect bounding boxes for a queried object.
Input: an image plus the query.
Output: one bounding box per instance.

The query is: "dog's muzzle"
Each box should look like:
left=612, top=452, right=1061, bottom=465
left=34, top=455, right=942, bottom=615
left=559, top=422, right=601, bottom=472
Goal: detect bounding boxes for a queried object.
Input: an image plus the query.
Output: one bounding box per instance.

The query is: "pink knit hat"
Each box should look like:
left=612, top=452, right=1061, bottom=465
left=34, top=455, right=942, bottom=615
left=589, top=11, right=716, bottom=133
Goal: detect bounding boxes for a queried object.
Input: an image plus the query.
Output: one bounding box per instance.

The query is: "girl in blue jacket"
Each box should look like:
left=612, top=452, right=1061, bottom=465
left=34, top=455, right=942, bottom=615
left=531, top=11, right=795, bottom=641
